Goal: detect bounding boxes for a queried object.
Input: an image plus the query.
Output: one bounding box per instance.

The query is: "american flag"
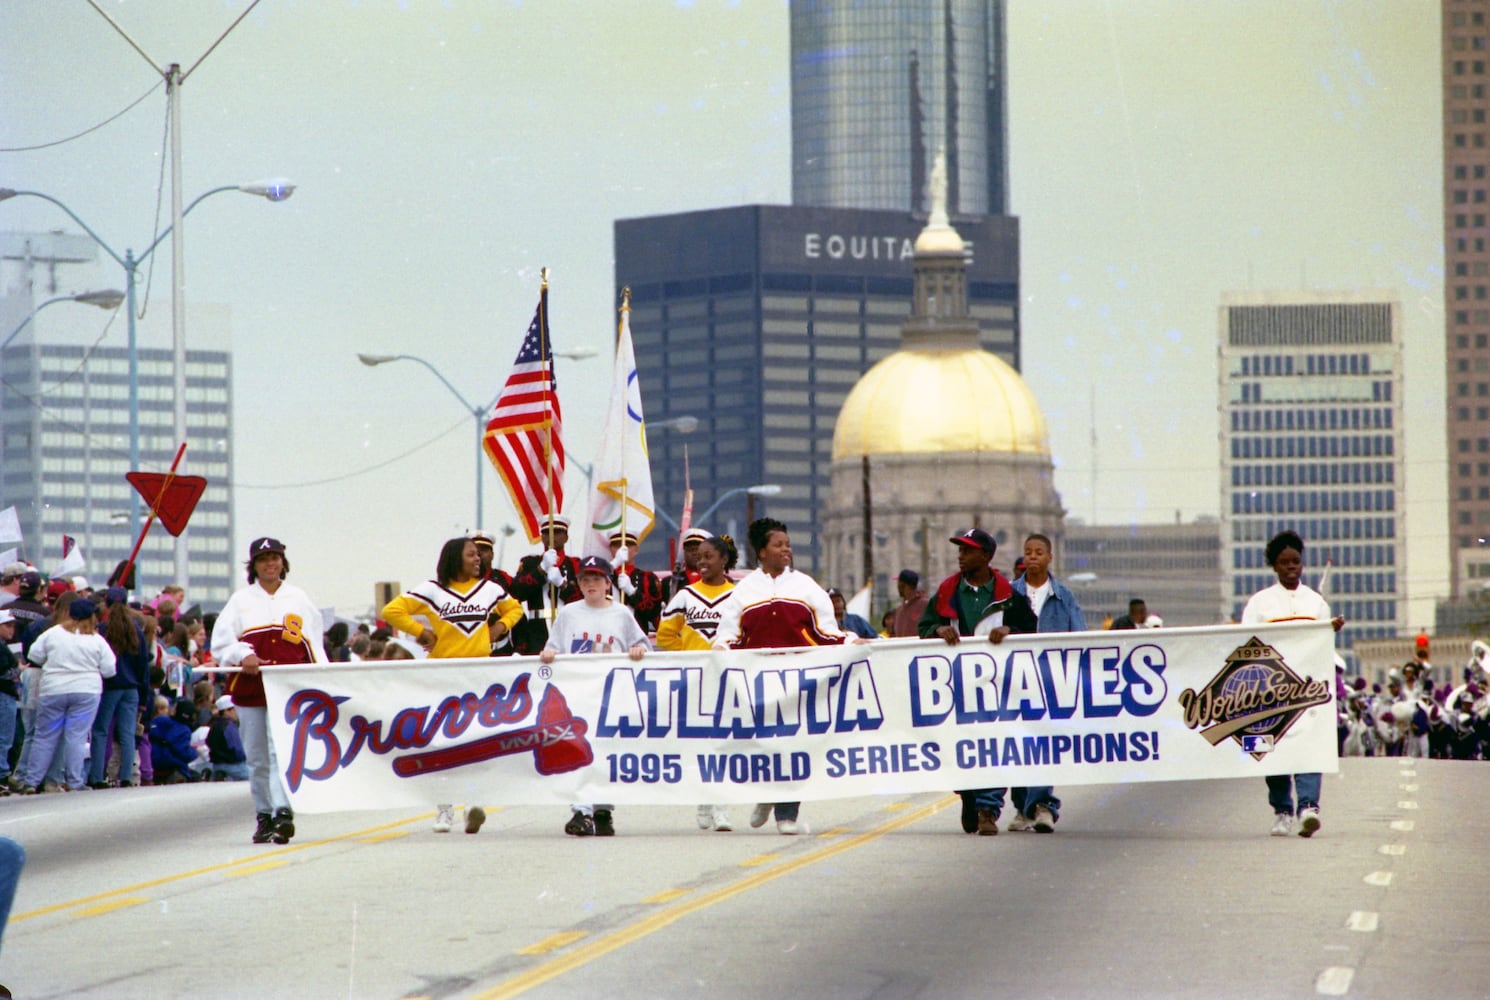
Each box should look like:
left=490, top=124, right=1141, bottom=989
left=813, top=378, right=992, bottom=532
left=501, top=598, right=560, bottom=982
left=484, top=288, right=565, bottom=542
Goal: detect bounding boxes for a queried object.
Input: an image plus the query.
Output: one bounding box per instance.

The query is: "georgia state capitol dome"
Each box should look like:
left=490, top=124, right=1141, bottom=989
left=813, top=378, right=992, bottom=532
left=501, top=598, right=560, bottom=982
left=821, top=161, right=1066, bottom=593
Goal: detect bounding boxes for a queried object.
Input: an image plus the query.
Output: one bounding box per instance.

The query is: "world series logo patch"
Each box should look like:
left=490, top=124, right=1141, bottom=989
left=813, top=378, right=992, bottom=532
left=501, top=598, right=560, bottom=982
left=1177, top=637, right=1332, bottom=760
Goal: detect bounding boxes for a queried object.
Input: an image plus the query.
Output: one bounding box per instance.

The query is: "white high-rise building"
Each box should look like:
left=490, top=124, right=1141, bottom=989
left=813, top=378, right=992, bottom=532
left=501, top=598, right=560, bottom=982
left=1218, top=291, right=1405, bottom=645
left=1, top=233, right=235, bottom=609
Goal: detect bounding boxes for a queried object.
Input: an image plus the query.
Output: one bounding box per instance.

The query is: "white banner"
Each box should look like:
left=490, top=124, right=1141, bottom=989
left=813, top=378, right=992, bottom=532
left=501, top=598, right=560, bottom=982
left=262, top=622, right=1339, bottom=814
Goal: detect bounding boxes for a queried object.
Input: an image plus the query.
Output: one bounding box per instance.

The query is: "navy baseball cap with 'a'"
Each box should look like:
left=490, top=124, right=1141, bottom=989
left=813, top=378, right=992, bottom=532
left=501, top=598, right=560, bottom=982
left=949, top=527, right=996, bottom=556
left=577, top=555, right=612, bottom=577
left=248, top=537, right=286, bottom=560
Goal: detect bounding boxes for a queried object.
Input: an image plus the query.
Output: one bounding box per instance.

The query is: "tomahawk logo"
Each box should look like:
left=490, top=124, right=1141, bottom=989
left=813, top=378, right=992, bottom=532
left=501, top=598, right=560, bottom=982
left=1176, top=637, right=1332, bottom=760
left=283, top=678, right=593, bottom=790
left=394, top=686, right=593, bottom=776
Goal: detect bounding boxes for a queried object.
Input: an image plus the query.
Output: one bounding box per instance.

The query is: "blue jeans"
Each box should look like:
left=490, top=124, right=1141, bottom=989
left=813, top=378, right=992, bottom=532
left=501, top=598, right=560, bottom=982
left=1011, top=786, right=1061, bottom=821
left=210, top=761, right=251, bottom=781
left=16, top=671, right=64, bottom=787
left=22, top=690, right=101, bottom=790
left=1266, top=773, right=1321, bottom=815
left=0, top=693, right=16, bottom=779
left=963, top=788, right=1006, bottom=816
left=88, top=688, right=140, bottom=785
left=0, top=836, right=24, bottom=958
left=236, top=706, right=290, bottom=815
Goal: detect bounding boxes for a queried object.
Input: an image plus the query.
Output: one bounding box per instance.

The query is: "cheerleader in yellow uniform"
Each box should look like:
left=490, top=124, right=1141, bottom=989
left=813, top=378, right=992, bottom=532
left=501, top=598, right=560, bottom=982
left=656, top=533, right=738, bottom=831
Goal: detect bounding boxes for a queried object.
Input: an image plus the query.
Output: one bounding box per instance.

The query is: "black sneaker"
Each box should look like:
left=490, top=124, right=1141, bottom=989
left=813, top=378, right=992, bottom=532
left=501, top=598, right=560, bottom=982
left=593, top=809, right=615, bottom=837
left=564, top=810, right=595, bottom=837
left=252, top=813, right=275, bottom=844
left=960, top=794, right=978, bottom=834
left=272, top=807, right=295, bottom=844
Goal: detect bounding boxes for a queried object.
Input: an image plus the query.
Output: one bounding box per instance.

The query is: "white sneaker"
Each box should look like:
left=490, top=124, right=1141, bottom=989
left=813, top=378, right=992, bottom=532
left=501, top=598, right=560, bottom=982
left=1270, top=812, right=1293, bottom=837
left=433, top=804, right=454, bottom=833
left=749, top=803, right=772, bottom=828
left=711, top=807, right=732, bottom=832
left=696, top=805, right=714, bottom=830
left=1032, top=806, right=1056, bottom=833
left=1007, top=813, right=1035, bottom=832
left=1297, top=808, right=1321, bottom=838
left=777, top=819, right=799, bottom=835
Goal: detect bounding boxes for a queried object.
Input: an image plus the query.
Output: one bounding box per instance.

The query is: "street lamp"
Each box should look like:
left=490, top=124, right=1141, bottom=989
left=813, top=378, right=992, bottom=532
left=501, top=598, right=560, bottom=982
left=0, top=182, right=296, bottom=574
left=692, top=484, right=782, bottom=529
left=1, top=289, right=127, bottom=350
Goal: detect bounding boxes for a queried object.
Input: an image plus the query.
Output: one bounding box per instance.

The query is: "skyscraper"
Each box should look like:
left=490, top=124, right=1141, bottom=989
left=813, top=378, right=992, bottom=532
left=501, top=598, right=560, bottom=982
left=615, top=204, right=1018, bottom=573
left=1442, top=0, right=1490, bottom=598
left=791, top=0, right=1008, bottom=215
left=1218, top=291, right=1404, bottom=645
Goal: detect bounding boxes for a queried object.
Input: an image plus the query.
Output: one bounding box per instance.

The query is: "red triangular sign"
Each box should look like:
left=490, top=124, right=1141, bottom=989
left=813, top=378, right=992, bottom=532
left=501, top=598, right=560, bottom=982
left=126, top=473, right=207, bottom=537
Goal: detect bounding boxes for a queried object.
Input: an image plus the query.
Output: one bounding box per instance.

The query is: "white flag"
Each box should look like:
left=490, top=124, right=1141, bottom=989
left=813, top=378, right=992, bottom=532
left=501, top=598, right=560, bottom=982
left=846, top=582, right=873, bottom=622
left=583, top=301, right=655, bottom=558
left=0, top=507, right=20, bottom=545
left=53, top=534, right=86, bottom=578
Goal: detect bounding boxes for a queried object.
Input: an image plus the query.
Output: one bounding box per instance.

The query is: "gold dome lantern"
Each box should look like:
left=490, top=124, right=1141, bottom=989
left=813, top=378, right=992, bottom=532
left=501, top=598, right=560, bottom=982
left=832, top=347, right=1051, bottom=459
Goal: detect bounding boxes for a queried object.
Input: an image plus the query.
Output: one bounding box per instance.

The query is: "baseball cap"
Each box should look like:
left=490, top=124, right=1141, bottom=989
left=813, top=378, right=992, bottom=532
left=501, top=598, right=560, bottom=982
left=0, top=609, right=14, bottom=626
left=72, top=576, right=90, bottom=590
left=104, top=586, right=129, bottom=605
left=19, top=571, right=41, bottom=592
left=681, top=528, right=713, bottom=544
left=949, top=527, right=996, bottom=555
left=470, top=531, right=495, bottom=549
left=248, top=537, right=286, bottom=560
left=68, top=598, right=98, bottom=620
left=897, top=568, right=920, bottom=588
left=1, top=562, right=27, bottom=580
left=577, top=554, right=612, bottom=576
left=47, top=578, right=74, bottom=601
left=215, top=695, right=235, bottom=712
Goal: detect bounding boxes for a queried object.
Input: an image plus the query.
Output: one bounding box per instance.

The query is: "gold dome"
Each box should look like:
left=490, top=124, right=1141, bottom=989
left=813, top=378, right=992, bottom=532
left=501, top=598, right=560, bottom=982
left=832, top=347, right=1051, bottom=459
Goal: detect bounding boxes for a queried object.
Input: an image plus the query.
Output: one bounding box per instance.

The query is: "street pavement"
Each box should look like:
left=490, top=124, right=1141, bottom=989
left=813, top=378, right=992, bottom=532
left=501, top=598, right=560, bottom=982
left=0, top=757, right=1485, bottom=999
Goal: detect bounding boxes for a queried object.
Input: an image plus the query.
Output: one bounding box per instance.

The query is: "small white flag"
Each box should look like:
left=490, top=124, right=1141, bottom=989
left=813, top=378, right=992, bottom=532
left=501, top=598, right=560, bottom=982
left=54, top=534, right=86, bottom=578
left=0, top=507, right=21, bottom=546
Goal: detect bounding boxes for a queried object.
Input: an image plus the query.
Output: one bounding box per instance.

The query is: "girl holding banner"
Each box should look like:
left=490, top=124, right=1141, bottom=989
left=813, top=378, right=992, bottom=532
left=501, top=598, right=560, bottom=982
left=1241, top=529, right=1345, bottom=838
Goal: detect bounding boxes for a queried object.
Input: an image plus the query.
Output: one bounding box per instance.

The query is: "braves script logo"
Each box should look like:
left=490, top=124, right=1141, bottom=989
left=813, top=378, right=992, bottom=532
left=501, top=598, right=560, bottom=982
left=282, top=674, right=593, bottom=791
left=1176, top=637, right=1331, bottom=760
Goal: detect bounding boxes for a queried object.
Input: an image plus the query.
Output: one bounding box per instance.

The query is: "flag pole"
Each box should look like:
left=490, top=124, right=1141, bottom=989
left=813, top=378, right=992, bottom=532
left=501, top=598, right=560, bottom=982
left=539, top=267, right=554, bottom=532
left=119, top=442, right=187, bottom=592
left=617, top=288, right=631, bottom=558
left=538, top=267, right=559, bottom=622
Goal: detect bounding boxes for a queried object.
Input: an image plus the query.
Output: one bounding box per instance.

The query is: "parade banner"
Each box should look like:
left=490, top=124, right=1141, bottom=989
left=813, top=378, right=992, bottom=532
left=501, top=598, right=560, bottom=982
left=262, top=622, right=1339, bottom=814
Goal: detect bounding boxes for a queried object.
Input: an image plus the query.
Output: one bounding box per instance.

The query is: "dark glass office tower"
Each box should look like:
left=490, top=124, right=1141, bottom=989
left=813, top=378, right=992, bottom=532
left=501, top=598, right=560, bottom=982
left=791, top=0, right=1008, bottom=215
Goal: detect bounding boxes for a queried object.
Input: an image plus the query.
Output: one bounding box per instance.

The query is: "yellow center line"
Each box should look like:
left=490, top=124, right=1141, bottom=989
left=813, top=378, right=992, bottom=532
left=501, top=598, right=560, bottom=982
left=737, top=853, right=780, bottom=868
left=472, top=795, right=953, bottom=1000
left=227, top=860, right=290, bottom=877
left=641, top=888, right=692, bottom=905
left=13, top=811, right=433, bottom=922
left=517, top=931, right=588, bottom=955
left=73, top=896, right=149, bottom=919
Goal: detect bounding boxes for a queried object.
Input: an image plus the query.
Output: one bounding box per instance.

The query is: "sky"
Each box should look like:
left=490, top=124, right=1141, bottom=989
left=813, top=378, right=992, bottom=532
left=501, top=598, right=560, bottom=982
left=0, top=0, right=1444, bottom=621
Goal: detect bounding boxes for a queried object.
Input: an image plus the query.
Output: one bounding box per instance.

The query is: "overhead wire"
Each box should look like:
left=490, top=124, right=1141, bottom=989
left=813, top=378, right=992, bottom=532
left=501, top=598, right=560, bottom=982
left=0, top=80, right=161, bottom=153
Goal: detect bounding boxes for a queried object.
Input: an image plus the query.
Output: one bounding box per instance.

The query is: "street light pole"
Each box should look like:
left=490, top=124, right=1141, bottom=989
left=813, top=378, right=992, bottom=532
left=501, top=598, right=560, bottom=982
left=1, top=182, right=295, bottom=575
left=359, top=346, right=596, bottom=531
left=1, top=290, right=127, bottom=351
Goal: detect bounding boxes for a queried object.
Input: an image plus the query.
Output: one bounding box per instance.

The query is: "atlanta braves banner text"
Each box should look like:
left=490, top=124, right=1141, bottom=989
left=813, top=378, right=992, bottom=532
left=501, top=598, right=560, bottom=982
left=260, top=622, right=1339, bottom=814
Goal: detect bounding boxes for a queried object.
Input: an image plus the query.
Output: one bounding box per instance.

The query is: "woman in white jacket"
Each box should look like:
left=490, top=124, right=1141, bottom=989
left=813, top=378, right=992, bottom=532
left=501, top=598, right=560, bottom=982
left=18, top=598, right=115, bottom=792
